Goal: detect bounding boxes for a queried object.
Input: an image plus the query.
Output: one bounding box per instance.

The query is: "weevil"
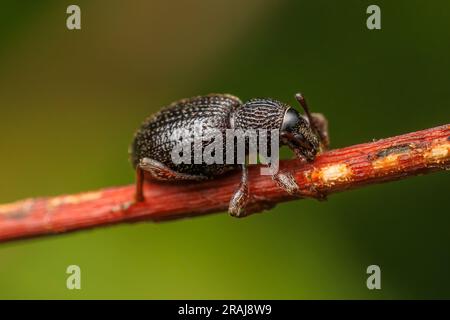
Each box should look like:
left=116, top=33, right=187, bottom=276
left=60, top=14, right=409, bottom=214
left=130, top=93, right=329, bottom=217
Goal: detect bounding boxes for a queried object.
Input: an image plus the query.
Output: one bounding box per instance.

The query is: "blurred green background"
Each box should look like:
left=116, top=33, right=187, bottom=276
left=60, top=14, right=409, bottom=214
left=0, top=0, right=449, bottom=299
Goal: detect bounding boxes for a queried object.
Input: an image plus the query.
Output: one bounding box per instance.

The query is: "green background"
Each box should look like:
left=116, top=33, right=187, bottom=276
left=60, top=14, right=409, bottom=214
left=0, top=0, right=449, bottom=299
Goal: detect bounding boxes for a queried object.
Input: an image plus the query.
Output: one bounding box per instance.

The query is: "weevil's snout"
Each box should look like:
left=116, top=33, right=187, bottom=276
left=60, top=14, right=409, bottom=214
left=286, top=132, right=318, bottom=161
left=281, top=108, right=320, bottom=162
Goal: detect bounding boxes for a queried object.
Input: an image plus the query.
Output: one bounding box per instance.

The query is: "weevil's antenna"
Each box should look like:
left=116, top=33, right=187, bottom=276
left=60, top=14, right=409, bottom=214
left=295, top=92, right=330, bottom=150
left=295, top=93, right=314, bottom=125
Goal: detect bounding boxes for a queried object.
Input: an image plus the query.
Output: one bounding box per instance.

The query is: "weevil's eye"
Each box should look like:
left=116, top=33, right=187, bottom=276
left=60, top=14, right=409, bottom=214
left=281, top=108, right=301, bottom=132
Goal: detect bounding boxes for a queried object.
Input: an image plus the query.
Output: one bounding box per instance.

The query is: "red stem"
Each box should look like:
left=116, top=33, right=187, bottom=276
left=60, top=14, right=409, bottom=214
left=0, top=124, right=449, bottom=243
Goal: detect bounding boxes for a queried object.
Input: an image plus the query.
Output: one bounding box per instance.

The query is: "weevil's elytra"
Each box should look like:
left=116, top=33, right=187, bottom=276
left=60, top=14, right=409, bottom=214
left=130, top=93, right=329, bottom=217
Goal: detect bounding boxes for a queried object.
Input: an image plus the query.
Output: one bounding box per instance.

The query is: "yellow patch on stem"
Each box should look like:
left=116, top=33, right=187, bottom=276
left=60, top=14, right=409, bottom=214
left=0, top=199, right=34, bottom=216
left=424, top=142, right=450, bottom=163
left=49, top=191, right=102, bottom=208
left=319, top=163, right=352, bottom=185
left=372, top=154, right=401, bottom=171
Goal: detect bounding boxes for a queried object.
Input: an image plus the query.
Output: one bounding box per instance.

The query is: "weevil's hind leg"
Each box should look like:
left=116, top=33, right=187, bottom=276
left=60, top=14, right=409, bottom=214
left=140, top=158, right=208, bottom=181
left=295, top=93, right=330, bottom=150
left=135, top=158, right=208, bottom=202
left=228, top=164, right=249, bottom=218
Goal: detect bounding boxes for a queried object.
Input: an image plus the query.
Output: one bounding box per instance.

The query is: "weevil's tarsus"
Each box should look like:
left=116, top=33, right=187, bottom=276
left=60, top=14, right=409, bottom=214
left=259, top=153, right=300, bottom=195
left=272, top=170, right=328, bottom=202
left=139, top=158, right=208, bottom=181
left=228, top=164, right=249, bottom=218
left=272, top=171, right=300, bottom=195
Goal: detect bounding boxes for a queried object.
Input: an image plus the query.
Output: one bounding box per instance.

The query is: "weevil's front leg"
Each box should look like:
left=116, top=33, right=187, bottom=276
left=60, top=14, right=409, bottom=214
left=272, top=171, right=300, bottom=195
left=257, top=152, right=301, bottom=196
left=228, top=164, right=249, bottom=218
left=310, top=112, right=329, bottom=150
left=256, top=151, right=301, bottom=196
left=272, top=170, right=327, bottom=201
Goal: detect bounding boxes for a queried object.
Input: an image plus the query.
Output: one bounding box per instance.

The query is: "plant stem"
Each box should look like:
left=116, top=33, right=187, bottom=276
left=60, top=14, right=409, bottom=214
left=0, top=124, right=448, bottom=243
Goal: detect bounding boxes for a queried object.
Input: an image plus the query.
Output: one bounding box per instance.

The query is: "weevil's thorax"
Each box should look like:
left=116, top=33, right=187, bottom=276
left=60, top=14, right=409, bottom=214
left=229, top=98, right=288, bottom=160
left=231, top=98, right=288, bottom=131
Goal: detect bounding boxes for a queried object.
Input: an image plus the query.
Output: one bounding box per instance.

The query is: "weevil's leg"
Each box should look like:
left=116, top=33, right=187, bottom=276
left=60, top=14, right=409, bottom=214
left=228, top=164, right=249, bottom=218
left=256, top=151, right=300, bottom=196
left=272, top=171, right=300, bottom=195
left=272, top=170, right=327, bottom=201
left=139, top=158, right=208, bottom=181
left=135, top=166, right=145, bottom=202
left=135, top=158, right=208, bottom=202
left=311, top=113, right=329, bottom=150
left=295, top=93, right=330, bottom=150
left=267, top=147, right=327, bottom=201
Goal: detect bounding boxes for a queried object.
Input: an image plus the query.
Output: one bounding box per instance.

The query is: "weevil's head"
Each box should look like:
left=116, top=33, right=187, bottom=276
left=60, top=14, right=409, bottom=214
left=280, top=107, right=319, bottom=161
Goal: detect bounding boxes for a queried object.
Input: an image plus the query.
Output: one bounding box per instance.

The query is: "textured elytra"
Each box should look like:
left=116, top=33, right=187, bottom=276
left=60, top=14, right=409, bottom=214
left=232, top=98, right=287, bottom=131
left=131, top=94, right=241, bottom=177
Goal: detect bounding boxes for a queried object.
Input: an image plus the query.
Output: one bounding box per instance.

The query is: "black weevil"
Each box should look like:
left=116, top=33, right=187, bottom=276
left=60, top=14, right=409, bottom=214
left=130, top=93, right=329, bottom=217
